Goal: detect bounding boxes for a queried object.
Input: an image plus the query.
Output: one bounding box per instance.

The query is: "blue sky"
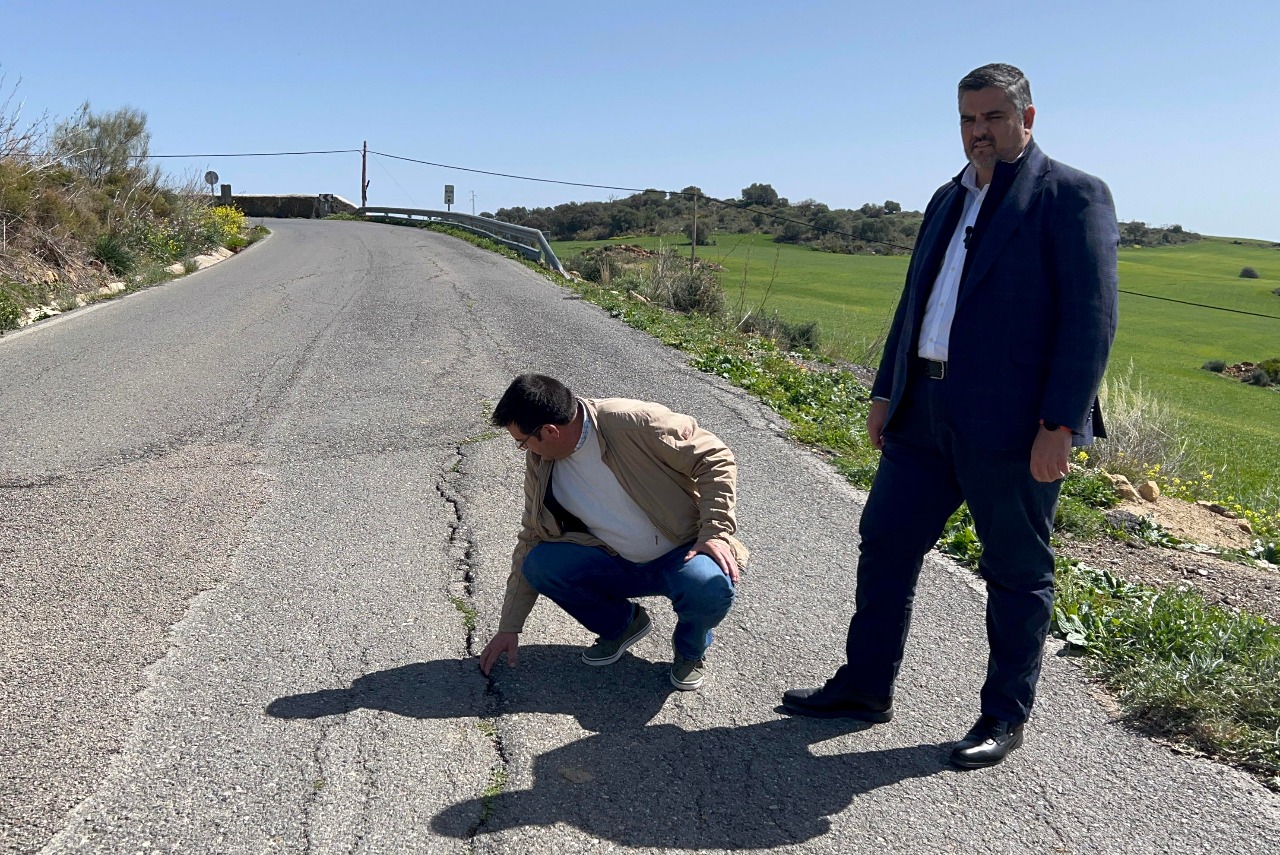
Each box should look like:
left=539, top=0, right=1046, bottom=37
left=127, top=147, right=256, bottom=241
left=5, top=0, right=1278, bottom=239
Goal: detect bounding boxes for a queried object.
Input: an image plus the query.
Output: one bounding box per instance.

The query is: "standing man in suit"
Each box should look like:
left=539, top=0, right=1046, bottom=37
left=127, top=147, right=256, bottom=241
left=782, top=63, right=1119, bottom=769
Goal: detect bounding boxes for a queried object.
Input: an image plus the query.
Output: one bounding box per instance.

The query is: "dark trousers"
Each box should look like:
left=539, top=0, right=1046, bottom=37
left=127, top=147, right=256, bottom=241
left=830, top=368, right=1063, bottom=723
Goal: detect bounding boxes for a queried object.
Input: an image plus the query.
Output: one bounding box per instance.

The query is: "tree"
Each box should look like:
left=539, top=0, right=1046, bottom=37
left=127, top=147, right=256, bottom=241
left=741, top=182, right=779, bottom=207
left=774, top=221, right=805, bottom=243
left=0, top=70, right=48, bottom=159
left=683, top=219, right=714, bottom=245
left=858, top=218, right=892, bottom=244
left=1121, top=221, right=1150, bottom=246
left=607, top=205, right=639, bottom=236
left=884, top=200, right=902, bottom=214
left=51, top=101, right=154, bottom=186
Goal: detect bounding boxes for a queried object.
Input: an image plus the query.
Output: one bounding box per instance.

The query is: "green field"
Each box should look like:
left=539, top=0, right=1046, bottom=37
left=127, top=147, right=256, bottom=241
left=552, top=233, right=1280, bottom=508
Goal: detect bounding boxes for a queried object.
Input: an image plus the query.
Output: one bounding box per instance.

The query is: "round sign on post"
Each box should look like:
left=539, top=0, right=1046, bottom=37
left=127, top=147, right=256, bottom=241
left=204, top=171, right=219, bottom=186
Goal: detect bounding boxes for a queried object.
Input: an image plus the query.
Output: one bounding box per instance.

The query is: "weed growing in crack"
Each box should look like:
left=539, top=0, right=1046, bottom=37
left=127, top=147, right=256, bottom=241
left=450, top=596, right=477, bottom=633
left=460, top=430, right=502, bottom=444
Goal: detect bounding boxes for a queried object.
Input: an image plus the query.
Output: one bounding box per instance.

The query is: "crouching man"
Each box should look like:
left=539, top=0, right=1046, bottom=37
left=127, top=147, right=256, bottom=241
left=478, top=373, right=747, bottom=691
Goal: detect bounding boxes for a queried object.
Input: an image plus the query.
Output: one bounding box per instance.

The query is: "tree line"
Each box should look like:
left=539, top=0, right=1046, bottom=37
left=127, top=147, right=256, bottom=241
left=492, top=182, right=1197, bottom=256
left=492, top=183, right=924, bottom=256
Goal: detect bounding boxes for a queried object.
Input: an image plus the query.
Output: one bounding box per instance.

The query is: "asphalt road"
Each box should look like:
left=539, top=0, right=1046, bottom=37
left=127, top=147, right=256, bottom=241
left=2, top=218, right=1277, bottom=854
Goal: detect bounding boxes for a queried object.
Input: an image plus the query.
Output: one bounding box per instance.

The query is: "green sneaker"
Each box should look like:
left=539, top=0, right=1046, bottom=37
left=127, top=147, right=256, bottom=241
left=670, top=654, right=706, bottom=691
left=581, top=605, right=652, bottom=666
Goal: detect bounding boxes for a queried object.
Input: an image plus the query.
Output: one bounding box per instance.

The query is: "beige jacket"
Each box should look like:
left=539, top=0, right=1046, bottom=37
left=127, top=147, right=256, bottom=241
left=498, top=397, right=747, bottom=633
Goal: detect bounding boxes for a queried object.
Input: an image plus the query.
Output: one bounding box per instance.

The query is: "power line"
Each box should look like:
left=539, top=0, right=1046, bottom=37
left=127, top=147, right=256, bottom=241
left=368, top=150, right=649, bottom=194
left=127, top=146, right=913, bottom=250
left=1117, top=289, right=1280, bottom=320
left=145, top=149, right=360, bottom=158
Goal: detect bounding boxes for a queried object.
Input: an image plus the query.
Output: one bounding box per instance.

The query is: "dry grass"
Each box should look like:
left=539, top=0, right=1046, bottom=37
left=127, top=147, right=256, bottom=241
left=1087, top=360, right=1191, bottom=481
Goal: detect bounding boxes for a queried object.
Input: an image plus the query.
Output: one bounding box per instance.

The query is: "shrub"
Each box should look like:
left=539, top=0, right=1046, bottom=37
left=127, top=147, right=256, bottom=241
left=1246, top=367, right=1273, bottom=387
left=1201, top=359, right=1226, bottom=372
left=0, top=290, right=21, bottom=331
left=1259, top=358, right=1280, bottom=384
left=568, top=251, right=622, bottom=285
left=91, top=232, right=134, bottom=275
left=1086, top=361, right=1190, bottom=481
left=668, top=268, right=726, bottom=316
left=1240, top=267, right=1260, bottom=279
left=51, top=102, right=161, bottom=189
left=740, top=309, right=822, bottom=352
left=641, top=248, right=727, bottom=317
left=683, top=219, right=715, bottom=246
left=205, top=205, right=246, bottom=246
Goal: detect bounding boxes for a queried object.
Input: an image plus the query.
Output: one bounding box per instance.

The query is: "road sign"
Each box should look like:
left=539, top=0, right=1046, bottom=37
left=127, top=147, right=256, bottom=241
left=204, top=171, right=219, bottom=187
left=444, top=184, right=455, bottom=206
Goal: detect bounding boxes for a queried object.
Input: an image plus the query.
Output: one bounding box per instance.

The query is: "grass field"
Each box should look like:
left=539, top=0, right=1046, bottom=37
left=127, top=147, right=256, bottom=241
left=552, top=233, right=1280, bottom=509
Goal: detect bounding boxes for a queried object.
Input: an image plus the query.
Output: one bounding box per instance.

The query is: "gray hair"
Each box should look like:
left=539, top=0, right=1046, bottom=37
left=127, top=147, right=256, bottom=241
left=958, top=63, right=1032, bottom=113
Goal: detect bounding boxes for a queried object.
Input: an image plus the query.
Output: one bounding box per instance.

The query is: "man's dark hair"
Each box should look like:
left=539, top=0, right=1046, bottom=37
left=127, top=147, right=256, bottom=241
left=958, top=63, right=1032, bottom=114
left=491, top=373, right=577, bottom=434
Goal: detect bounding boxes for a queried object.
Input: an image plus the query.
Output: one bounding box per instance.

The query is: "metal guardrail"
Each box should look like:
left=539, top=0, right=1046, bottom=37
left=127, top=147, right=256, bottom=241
left=357, top=207, right=567, bottom=277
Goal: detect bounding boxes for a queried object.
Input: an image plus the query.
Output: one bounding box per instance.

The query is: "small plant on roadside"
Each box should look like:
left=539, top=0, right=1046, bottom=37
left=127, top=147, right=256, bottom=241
left=91, top=232, right=134, bottom=275
left=1056, top=496, right=1109, bottom=540
left=1243, top=539, right=1279, bottom=564
left=0, top=283, right=23, bottom=331
left=1062, top=458, right=1120, bottom=509
left=1116, top=514, right=1187, bottom=549
left=1201, top=359, right=1226, bottom=373
left=939, top=506, right=982, bottom=566
left=1053, top=558, right=1280, bottom=785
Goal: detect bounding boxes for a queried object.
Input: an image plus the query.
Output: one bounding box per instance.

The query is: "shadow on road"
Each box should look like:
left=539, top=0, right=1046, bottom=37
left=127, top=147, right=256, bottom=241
left=267, top=648, right=951, bottom=848
left=265, top=644, right=674, bottom=731
left=434, top=718, right=950, bottom=849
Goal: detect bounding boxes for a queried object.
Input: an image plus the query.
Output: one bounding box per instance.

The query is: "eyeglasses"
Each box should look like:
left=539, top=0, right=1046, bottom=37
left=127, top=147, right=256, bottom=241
left=515, top=425, right=544, bottom=451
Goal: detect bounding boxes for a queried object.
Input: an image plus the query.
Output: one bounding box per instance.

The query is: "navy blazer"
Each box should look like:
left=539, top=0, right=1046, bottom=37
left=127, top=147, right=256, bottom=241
left=871, top=140, right=1119, bottom=451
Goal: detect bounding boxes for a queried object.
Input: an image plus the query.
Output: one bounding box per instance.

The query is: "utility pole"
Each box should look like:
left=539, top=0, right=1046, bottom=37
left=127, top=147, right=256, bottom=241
left=471, top=190, right=476, bottom=215
left=690, top=191, right=698, bottom=272
left=361, top=141, right=369, bottom=208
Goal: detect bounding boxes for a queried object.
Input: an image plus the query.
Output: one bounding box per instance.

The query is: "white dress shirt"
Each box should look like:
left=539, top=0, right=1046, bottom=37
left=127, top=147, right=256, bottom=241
left=918, top=164, right=990, bottom=362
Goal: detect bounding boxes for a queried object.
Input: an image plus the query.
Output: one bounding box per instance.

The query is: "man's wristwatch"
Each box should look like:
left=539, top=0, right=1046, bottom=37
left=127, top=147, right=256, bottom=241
left=1040, top=419, right=1072, bottom=433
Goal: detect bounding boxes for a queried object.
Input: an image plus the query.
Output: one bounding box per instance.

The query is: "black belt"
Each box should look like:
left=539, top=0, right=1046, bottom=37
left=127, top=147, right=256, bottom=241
left=918, top=358, right=946, bottom=379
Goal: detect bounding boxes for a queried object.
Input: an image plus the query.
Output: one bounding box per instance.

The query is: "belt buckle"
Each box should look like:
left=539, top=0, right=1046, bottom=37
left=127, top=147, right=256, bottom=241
left=927, top=360, right=946, bottom=380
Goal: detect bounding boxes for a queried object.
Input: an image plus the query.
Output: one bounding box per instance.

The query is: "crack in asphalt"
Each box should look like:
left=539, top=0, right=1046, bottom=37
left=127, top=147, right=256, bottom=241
left=436, top=441, right=512, bottom=847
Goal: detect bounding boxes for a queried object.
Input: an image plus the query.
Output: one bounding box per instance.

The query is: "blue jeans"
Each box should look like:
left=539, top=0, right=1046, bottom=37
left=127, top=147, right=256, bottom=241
left=521, top=542, right=736, bottom=661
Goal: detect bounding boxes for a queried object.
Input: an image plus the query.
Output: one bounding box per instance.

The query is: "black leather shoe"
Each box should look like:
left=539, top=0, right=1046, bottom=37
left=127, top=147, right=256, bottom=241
left=781, top=685, right=893, bottom=722
left=950, top=715, right=1024, bottom=769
